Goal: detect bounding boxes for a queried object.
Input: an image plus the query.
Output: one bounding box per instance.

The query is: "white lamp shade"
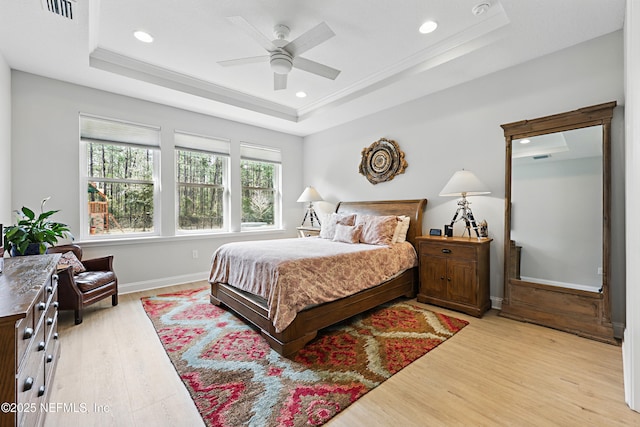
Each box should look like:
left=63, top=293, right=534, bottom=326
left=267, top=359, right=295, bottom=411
left=439, top=170, right=491, bottom=197
left=297, top=186, right=323, bottom=202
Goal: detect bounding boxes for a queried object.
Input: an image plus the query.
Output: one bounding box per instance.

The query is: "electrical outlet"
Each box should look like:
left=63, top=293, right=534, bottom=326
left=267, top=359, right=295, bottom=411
left=192, top=250, right=199, bottom=259
left=597, top=267, right=603, bottom=275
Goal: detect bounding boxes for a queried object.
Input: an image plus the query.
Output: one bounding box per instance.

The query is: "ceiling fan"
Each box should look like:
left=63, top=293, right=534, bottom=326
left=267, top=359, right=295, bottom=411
left=218, top=16, right=341, bottom=91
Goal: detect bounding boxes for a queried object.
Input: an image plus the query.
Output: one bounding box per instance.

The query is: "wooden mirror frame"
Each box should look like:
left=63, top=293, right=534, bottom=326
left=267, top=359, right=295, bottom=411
left=500, top=102, right=616, bottom=344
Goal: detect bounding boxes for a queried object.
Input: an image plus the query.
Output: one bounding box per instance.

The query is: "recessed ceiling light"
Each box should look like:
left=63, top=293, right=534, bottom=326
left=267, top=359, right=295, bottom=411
left=418, top=21, right=438, bottom=34
left=296, top=91, right=307, bottom=98
left=520, top=139, right=531, bottom=144
left=134, top=30, right=154, bottom=43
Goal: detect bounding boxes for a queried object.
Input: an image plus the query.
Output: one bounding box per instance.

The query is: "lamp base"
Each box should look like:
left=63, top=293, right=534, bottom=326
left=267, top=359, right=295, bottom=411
left=301, top=203, right=322, bottom=227
left=448, top=196, right=480, bottom=237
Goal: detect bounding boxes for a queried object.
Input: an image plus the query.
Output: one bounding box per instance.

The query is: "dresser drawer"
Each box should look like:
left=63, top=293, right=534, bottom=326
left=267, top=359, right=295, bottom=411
left=16, top=355, right=45, bottom=427
left=419, top=242, right=476, bottom=259
left=44, top=287, right=58, bottom=339
left=15, top=299, right=39, bottom=370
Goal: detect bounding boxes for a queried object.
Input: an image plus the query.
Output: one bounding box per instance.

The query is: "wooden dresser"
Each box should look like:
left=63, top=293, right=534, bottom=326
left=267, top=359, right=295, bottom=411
left=416, top=236, right=492, bottom=317
left=0, top=254, right=61, bottom=427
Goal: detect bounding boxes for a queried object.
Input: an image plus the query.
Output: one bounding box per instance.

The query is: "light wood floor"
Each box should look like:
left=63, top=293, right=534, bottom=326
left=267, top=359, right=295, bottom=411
left=44, top=281, right=640, bottom=427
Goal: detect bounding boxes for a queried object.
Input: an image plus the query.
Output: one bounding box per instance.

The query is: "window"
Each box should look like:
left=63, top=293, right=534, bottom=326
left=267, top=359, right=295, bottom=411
left=175, top=132, right=230, bottom=232
left=240, top=144, right=282, bottom=230
left=80, top=115, right=160, bottom=238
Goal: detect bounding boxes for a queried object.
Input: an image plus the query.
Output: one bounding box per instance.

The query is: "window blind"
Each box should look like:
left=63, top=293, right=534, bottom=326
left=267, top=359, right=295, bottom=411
left=174, top=132, right=230, bottom=156
left=240, top=143, right=281, bottom=163
left=80, top=115, right=160, bottom=147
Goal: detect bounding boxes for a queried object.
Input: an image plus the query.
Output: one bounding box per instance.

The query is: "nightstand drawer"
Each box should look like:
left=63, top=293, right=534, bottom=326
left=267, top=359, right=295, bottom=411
left=297, top=227, right=321, bottom=238
left=419, top=242, right=475, bottom=259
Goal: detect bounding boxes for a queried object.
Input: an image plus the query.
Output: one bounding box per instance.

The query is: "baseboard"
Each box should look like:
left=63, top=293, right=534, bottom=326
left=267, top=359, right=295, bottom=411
left=614, top=322, right=625, bottom=339
left=119, top=271, right=209, bottom=295
left=490, top=296, right=503, bottom=310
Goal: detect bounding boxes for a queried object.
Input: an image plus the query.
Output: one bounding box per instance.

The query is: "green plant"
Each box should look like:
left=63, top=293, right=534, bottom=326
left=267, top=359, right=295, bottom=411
left=3, top=197, right=73, bottom=256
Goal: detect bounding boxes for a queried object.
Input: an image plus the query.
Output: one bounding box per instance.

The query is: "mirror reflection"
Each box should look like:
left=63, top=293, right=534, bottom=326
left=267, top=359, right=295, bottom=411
left=511, top=126, right=603, bottom=292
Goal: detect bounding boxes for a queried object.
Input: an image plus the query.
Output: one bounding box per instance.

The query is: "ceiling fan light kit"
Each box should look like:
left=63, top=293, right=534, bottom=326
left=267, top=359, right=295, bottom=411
left=219, top=16, right=341, bottom=91
left=270, top=51, right=293, bottom=74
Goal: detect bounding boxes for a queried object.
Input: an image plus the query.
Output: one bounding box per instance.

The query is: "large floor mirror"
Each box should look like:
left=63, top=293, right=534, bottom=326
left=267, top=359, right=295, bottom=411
left=500, top=102, right=616, bottom=344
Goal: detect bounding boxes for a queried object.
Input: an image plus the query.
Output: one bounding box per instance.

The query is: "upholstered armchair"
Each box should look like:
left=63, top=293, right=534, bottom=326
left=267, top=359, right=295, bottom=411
left=47, top=244, right=118, bottom=324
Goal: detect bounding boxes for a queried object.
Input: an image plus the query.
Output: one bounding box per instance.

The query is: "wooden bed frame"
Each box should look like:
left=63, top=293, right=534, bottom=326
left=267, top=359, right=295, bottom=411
left=210, top=199, right=427, bottom=356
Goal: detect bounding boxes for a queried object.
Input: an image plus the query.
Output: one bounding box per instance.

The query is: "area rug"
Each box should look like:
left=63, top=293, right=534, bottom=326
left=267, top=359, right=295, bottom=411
left=141, top=287, right=468, bottom=427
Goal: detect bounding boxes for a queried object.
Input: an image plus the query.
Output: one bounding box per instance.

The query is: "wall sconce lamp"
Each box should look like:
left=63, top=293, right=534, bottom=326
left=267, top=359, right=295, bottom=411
left=440, top=170, right=490, bottom=237
left=297, top=186, right=323, bottom=227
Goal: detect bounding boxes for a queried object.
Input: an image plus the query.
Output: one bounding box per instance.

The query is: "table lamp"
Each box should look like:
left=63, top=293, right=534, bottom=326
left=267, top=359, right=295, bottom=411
left=297, top=186, right=323, bottom=226
left=439, top=170, right=490, bottom=237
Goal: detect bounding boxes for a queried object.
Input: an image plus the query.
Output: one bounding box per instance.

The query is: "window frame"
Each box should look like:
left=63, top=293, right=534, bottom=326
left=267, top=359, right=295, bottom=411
left=174, top=131, right=231, bottom=234
left=240, top=143, right=282, bottom=231
left=79, top=114, right=161, bottom=241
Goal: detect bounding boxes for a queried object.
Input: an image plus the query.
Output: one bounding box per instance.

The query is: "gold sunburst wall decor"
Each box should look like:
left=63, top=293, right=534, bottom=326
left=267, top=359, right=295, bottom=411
left=359, top=138, right=408, bottom=185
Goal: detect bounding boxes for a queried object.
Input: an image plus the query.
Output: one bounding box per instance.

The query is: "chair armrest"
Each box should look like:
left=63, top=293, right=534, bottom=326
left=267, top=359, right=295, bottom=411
left=56, top=265, right=82, bottom=299
left=82, top=255, right=114, bottom=272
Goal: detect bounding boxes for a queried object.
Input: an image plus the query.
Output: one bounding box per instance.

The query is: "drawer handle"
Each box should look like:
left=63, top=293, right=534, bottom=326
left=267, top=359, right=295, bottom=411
left=47, top=354, right=53, bottom=363
left=47, top=317, right=54, bottom=326
left=38, top=341, right=46, bottom=351
left=53, top=301, right=59, bottom=308
left=38, top=302, right=46, bottom=311
left=46, top=286, right=53, bottom=293
left=441, top=249, right=452, bottom=254
left=53, top=333, right=59, bottom=340
left=23, top=377, right=34, bottom=391
left=53, top=274, right=59, bottom=282
left=440, top=276, right=445, bottom=280
left=38, top=385, right=46, bottom=397
left=23, top=328, right=34, bottom=340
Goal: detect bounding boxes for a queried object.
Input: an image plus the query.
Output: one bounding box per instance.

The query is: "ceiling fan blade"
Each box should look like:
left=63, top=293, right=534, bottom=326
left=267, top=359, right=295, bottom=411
left=218, top=55, right=269, bottom=67
left=284, top=22, right=335, bottom=56
left=274, top=73, right=287, bottom=90
left=227, top=16, right=277, bottom=52
left=293, top=57, right=341, bottom=80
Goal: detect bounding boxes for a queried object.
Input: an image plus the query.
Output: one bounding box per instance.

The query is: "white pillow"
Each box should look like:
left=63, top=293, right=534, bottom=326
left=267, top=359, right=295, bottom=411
left=319, top=213, right=356, bottom=239
left=392, top=215, right=411, bottom=243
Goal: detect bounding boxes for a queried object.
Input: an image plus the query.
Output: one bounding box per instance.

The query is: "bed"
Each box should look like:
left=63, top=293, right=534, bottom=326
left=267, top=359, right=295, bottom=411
left=209, top=199, right=427, bottom=356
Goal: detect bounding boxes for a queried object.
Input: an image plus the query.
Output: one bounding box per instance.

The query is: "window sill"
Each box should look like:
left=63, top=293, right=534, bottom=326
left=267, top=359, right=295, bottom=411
left=75, top=228, right=289, bottom=248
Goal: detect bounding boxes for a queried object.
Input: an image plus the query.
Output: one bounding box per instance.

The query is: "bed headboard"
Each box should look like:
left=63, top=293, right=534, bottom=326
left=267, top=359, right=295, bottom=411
left=335, top=199, right=427, bottom=248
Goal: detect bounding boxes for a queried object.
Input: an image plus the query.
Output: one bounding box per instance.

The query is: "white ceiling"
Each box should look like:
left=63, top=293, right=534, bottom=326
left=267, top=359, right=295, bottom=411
left=0, top=0, right=625, bottom=136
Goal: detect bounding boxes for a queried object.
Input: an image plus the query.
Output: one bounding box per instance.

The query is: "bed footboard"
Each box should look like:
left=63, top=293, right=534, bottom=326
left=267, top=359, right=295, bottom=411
left=211, top=267, right=416, bottom=356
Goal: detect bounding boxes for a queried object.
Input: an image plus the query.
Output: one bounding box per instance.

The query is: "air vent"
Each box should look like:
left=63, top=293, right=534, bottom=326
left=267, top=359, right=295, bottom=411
left=42, top=0, right=75, bottom=20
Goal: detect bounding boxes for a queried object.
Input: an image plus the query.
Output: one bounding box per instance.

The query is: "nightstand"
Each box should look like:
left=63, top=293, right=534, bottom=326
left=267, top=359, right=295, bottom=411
left=416, top=236, right=492, bottom=317
left=297, top=226, right=321, bottom=238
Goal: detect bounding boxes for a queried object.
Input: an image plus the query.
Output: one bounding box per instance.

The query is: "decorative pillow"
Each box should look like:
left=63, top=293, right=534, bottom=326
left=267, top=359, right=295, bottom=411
left=356, top=214, right=398, bottom=245
left=58, top=251, right=86, bottom=274
left=333, top=224, right=363, bottom=244
left=319, top=213, right=356, bottom=239
left=392, top=215, right=411, bottom=243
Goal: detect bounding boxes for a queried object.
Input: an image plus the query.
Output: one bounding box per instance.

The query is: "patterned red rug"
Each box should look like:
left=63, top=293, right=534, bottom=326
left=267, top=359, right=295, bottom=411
left=141, top=286, right=468, bottom=427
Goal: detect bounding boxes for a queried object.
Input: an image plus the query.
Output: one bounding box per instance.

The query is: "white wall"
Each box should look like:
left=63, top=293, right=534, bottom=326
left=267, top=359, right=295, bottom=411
left=10, top=72, right=303, bottom=291
left=623, top=0, right=640, bottom=412
left=302, top=31, right=625, bottom=324
left=0, top=52, right=10, bottom=227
